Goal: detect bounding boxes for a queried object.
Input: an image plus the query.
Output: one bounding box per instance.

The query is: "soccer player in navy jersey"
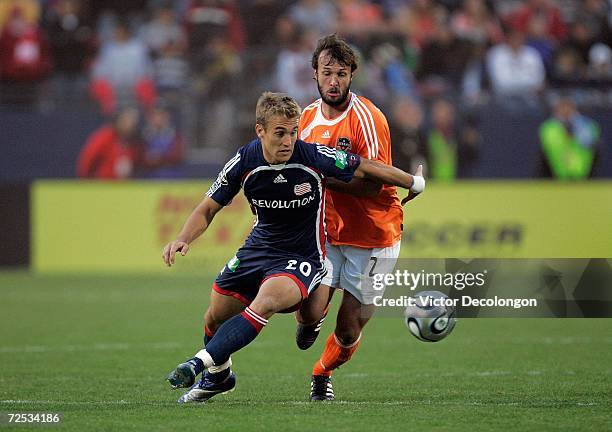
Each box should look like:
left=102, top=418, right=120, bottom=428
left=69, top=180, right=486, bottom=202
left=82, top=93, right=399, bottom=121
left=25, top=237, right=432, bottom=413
left=163, top=92, right=425, bottom=403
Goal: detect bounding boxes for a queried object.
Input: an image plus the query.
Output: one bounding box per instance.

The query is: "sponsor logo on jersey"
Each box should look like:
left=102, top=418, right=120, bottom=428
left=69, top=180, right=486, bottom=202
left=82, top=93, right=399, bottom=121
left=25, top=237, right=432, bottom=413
left=322, top=130, right=331, bottom=139
left=335, top=150, right=348, bottom=169
left=294, top=182, right=312, bottom=196
left=251, top=195, right=315, bottom=209
left=273, top=174, right=287, bottom=183
left=336, top=137, right=352, bottom=151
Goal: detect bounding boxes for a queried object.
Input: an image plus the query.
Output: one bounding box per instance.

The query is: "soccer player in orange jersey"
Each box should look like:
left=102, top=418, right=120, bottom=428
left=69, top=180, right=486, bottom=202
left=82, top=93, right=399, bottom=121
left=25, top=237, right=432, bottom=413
left=296, top=34, right=424, bottom=400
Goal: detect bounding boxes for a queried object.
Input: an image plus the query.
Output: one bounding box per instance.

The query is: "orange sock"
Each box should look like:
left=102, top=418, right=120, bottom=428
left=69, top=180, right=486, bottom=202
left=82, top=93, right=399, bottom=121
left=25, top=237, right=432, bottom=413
left=312, top=332, right=361, bottom=377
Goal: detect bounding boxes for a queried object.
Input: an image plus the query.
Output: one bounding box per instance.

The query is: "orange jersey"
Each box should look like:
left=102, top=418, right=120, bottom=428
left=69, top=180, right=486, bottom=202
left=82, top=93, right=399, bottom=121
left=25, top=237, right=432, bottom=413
left=299, top=93, right=403, bottom=248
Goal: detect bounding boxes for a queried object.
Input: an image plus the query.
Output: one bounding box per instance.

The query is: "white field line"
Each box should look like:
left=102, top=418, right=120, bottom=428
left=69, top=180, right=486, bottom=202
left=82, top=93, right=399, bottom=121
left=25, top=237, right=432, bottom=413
left=0, top=399, right=600, bottom=407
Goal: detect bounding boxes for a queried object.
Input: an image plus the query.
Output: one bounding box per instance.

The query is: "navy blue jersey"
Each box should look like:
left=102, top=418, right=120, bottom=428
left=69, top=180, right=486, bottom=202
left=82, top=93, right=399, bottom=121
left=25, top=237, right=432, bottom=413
left=206, top=139, right=361, bottom=266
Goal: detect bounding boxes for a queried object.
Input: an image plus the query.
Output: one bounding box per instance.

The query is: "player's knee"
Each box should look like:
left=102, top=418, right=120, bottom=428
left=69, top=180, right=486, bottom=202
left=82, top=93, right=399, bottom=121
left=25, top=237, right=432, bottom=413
left=334, top=325, right=361, bottom=346
left=204, top=308, right=222, bottom=333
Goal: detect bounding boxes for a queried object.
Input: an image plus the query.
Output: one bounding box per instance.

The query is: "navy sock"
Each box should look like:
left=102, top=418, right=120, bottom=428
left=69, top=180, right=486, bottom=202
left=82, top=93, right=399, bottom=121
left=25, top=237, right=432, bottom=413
left=202, top=325, right=228, bottom=383
left=205, top=307, right=267, bottom=365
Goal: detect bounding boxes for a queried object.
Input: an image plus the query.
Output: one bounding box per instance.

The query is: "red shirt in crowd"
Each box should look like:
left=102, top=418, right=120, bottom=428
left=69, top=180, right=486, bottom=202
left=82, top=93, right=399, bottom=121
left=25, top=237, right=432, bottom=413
left=77, top=125, right=142, bottom=179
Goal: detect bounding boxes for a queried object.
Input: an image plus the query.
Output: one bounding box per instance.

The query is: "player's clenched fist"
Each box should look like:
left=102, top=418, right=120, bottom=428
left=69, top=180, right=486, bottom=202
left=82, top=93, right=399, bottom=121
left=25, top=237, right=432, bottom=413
left=402, top=164, right=425, bottom=206
left=162, top=241, right=190, bottom=267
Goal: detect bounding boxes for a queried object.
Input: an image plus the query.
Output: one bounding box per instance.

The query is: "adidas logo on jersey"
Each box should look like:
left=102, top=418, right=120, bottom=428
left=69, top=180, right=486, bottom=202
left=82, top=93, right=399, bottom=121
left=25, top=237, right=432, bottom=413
left=273, top=174, right=287, bottom=184
left=322, top=130, right=331, bottom=139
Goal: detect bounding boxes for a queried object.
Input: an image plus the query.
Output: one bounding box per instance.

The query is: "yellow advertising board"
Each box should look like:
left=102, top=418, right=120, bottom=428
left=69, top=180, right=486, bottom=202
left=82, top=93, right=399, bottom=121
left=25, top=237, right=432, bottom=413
left=32, top=181, right=612, bottom=273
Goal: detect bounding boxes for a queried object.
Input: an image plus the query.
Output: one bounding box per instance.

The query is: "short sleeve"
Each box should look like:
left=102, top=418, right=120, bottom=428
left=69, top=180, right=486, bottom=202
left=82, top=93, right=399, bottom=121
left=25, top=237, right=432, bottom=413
left=305, top=143, right=361, bottom=183
left=205, top=150, right=243, bottom=206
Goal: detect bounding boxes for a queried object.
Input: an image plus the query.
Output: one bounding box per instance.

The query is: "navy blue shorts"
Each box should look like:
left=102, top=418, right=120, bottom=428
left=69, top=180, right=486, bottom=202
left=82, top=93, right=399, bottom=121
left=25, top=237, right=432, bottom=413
left=213, top=246, right=326, bottom=309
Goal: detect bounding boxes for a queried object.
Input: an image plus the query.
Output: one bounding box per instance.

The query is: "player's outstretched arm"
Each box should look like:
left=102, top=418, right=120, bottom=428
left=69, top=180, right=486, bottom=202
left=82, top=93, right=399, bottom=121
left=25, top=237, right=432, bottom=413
left=354, top=161, right=425, bottom=205
left=162, top=196, right=223, bottom=267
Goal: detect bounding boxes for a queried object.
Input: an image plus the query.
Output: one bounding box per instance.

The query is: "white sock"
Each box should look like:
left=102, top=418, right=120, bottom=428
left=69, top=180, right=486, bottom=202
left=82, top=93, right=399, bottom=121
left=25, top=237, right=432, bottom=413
left=208, top=357, right=232, bottom=374
left=194, top=349, right=214, bottom=368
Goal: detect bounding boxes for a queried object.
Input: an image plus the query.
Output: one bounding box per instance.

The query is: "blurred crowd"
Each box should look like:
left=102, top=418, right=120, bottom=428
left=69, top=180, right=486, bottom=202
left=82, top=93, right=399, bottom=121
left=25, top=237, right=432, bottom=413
left=0, top=0, right=609, bottom=180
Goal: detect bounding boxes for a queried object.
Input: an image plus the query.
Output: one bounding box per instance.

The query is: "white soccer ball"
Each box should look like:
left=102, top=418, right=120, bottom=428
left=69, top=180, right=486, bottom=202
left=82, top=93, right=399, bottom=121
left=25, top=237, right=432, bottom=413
left=404, top=290, right=457, bottom=342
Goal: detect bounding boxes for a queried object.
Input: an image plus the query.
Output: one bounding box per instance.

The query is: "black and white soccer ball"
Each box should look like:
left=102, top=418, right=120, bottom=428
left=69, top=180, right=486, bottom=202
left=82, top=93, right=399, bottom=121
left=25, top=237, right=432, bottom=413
left=404, top=290, right=457, bottom=342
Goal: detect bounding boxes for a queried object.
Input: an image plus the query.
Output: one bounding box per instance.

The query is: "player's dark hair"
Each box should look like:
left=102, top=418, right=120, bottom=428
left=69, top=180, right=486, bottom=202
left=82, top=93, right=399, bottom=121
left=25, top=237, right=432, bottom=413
left=256, top=92, right=301, bottom=128
left=311, top=34, right=358, bottom=72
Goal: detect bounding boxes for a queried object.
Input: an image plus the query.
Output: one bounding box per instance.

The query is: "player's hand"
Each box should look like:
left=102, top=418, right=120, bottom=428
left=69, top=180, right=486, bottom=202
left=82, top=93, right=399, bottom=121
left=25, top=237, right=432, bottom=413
left=162, top=241, right=190, bottom=267
left=402, top=164, right=424, bottom=206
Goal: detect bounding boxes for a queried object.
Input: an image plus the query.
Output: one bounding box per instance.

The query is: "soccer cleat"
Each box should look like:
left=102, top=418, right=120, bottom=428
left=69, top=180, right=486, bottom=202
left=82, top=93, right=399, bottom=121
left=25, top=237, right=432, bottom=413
left=296, top=314, right=326, bottom=350
left=309, top=375, right=334, bottom=401
left=167, top=362, right=197, bottom=389
left=177, top=371, right=236, bottom=404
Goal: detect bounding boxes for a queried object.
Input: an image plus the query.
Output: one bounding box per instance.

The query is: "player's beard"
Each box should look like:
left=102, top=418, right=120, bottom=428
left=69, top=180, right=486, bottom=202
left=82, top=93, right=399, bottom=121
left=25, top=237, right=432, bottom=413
left=317, top=80, right=351, bottom=107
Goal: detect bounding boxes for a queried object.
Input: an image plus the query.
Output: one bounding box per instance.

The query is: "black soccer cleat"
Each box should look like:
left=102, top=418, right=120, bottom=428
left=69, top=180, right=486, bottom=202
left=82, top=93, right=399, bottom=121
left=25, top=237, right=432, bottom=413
left=310, top=375, right=334, bottom=401
left=296, top=314, right=326, bottom=350
left=167, top=362, right=197, bottom=389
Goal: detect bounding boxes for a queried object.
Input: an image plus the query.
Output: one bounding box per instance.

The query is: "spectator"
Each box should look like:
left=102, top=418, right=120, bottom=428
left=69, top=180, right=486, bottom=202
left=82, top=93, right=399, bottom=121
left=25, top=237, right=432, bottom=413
left=486, top=26, right=546, bottom=109
left=563, top=20, right=598, bottom=66
left=451, top=0, right=503, bottom=45
left=44, top=0, right=94, bottom=106
left=588, top=42, right=612, bottom=80
left=140, top=3, right=186, bottom=57
left=425, top=98, right=480, bottom=181
left=539, top=96, right=600, bottom=179
left=505, top=0, right=567, bottom=43
left=90, top=21, right=155, bottom=114
left=393, top=0, right=446, bottom=51
left=287, top=0, right=337, bottom=37
left=274, top=28, right=319, bottom=107
left=77, top=107, right=143, bottom=179
left=416, top=15, right=474, bottom=98
left=0, top=0, right=40, bottom=33
left=550, top=46, right=586, bottom=87
left=141, top=103, right=184, bottom=178
left=525, top=13, right=556, bottom=67
left=153, top=40, right=189, bottom=105
left=336, top=0, right=387, bottom=49
left=0, top=6, right=52, bottom=106
left=389, top=97, right=427, bottom=173
left=364, top=43, right=417, bottom=107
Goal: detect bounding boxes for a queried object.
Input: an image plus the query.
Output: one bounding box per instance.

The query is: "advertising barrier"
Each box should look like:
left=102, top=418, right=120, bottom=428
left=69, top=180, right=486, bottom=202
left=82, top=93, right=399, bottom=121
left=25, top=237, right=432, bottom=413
left=32, top=181, right=612, bottom=273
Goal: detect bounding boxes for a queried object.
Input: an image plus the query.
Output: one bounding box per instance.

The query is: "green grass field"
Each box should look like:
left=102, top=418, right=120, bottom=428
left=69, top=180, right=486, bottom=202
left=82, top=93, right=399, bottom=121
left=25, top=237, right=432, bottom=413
left=1, top=272, right=610, bottom=431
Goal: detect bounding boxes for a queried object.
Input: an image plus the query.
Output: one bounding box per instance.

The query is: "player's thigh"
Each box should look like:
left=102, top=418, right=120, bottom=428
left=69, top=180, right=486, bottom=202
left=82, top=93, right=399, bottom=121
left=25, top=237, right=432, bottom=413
left=250, top=276, right=304, bottom=319
left=321, top=241, right=345, bottom=289
left=206, top=288, right=247, bottom=325
left=340, top=241, right=401, bottom=305
left=255, top=256, right=327, bottom=318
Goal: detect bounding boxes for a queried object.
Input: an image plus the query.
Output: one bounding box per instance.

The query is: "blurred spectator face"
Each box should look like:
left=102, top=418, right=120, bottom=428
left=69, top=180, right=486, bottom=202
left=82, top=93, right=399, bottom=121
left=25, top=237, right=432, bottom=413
left=556, top=49, right=581, bottom=75
left=156, top=7, right=175, bottom=24
left=148, top=107, right=171, bottom=130
left=507, top=29, right=526, bottom=51
left=6, top=8, right=29, bottom=36
left=115, top=108, right=140, bottom=139
left=527, top=14, right=548, bottom=38
left=393, top=98, right=423, bottom=130
left=465, top=0, right=486, bottom=17
left=554, top=98, right=576, bottom=121
left=432, top=99, right=455, bottom=130
left=314, top=50, right=353, bottom=107
left=114, top=24, right=130, bottom=43
left=571, top=22, right=592, bottom=43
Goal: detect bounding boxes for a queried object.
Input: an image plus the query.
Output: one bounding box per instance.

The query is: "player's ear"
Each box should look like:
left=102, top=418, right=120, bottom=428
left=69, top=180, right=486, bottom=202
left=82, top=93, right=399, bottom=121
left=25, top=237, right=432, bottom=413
left=255, top=123, right=264, bottom=139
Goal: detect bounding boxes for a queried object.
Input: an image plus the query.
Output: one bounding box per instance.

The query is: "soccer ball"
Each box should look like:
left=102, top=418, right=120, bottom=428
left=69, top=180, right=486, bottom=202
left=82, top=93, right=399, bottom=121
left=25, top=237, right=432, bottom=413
left=404, top=290, right=457, bottom=342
